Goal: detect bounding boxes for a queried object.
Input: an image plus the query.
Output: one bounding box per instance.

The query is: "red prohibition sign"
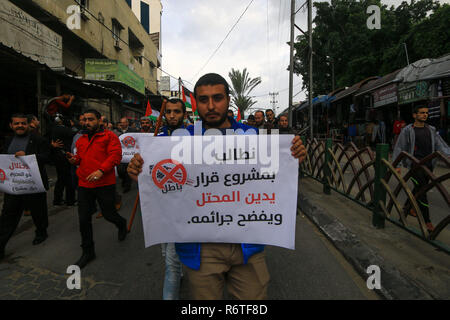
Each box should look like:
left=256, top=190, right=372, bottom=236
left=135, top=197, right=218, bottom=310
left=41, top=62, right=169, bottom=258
left=152, top=159, right=187, bottom=189
left=122, top=136, right=136, bottom=148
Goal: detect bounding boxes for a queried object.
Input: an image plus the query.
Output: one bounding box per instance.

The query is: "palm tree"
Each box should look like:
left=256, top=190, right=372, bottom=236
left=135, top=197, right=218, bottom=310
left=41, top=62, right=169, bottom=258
left=228, top=68, right=262, bottom=118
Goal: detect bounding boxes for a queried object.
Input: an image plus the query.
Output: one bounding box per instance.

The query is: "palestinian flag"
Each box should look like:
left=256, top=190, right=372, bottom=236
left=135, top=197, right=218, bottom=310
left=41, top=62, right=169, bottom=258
left=236, top=108, right=242, bottom=122
left=145, top=100, right=152, bottom=116
left=144, top=100, right=160, bottom=121
left=182, top=86, right=197, bottom=114
left=148, top=110, right=160, bottom=121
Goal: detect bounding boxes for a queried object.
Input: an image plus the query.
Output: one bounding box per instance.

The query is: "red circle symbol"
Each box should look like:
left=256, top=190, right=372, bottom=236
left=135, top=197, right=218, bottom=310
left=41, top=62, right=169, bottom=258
left=122, top=136, right=136, bottom=148
left=152, top=159, right=187, bottom=189
left=0, top=169, right=6, bottom=182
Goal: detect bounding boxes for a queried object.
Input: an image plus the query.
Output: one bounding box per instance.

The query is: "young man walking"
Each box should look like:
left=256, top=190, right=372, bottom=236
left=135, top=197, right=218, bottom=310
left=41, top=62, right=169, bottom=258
left=393, top=106, right=450, bottom=231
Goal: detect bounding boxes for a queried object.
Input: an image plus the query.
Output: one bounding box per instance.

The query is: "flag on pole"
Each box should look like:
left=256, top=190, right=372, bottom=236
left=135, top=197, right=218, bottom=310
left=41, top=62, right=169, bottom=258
left=182, top=86, right=197, bottom=115
left=145, top=100, right=152, bottom=116
left=236, top=108, right=242, bottom=122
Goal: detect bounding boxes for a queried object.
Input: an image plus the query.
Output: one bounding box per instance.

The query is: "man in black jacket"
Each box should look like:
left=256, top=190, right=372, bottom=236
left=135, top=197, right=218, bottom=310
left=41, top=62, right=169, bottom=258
left=0, top=114, right=51, bottom=261
left=51, top=115, right=76, bottom=205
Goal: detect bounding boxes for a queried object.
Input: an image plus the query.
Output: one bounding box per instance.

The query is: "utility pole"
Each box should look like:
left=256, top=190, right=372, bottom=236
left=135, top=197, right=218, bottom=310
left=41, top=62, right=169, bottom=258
left=308, top=0, right=313, bottom=141
left=288, top=0, right=295, bottom=127
left=269, top=92, right=279, bottom=112
left=403, top=42, right=410, bottom=66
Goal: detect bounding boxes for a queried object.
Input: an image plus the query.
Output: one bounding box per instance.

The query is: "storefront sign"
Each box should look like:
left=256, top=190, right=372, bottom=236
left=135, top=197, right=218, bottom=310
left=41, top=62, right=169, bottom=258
left=85, top=59, right=145, bottom=94
left=372, top=83, right=397, bottom=108
left=398, top=81, right=431, bottom=105
left=0, top=1, right=62, bottom=68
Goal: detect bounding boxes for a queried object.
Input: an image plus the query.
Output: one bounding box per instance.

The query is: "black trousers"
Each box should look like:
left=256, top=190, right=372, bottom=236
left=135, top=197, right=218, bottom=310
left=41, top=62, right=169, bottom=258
left=77, top=185, right=126, bottom=249
left=410, top=169, right=431, bottom=223
left=0, top=192, right=48, bottom=250
left=54, top=158, right=75, bottom=204
left=117, top=163, right=131, bottom=190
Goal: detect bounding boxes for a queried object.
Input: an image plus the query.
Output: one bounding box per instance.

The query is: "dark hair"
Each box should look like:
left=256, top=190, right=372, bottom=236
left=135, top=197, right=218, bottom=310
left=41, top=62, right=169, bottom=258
left=227, top=110, right=234, bottom=116
left=194, top=73, right=230, bottom=98
left=167, top=98, right=186, bottom=113
left=83, top=109, right=102, bottom=119
left=279, top=114, right=288, bottom=120
left=247, top=115, right=255, bottom=120
left=10, top=113, right=28, bottom=123
left=413, top=105, right=428, bottom=114
left=265, top=109, right=274, bottom=115
left=101, top=116, right=109, bottom=124
left=255, top=110, right=265, bottom=118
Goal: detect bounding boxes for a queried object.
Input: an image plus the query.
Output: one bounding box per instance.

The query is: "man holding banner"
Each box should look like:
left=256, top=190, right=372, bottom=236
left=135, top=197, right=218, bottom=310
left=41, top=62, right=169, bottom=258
left=0, top=114, right=50, bottom=261
left=128, top=73, right=306, bottom=300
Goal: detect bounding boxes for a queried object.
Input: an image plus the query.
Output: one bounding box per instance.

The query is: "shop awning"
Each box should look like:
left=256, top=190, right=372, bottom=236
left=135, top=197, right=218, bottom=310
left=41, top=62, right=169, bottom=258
left=394, top=54, right=450, bottom=83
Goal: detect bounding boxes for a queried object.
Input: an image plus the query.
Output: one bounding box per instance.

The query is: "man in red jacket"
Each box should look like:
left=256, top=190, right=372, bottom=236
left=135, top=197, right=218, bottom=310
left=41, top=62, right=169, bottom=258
left=67, top=109, right=127, bottom=269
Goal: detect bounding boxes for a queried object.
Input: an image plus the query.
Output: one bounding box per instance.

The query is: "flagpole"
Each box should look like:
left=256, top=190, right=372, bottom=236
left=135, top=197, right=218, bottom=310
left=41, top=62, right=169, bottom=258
left=178, top=77, right=181, bottom=99
left=127, top=99, right=168, bottom=232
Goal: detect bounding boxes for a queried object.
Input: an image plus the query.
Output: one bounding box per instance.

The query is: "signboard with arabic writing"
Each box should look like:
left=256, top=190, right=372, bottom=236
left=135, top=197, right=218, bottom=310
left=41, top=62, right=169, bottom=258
left=138, top=135, right=298, bottom=249
left=0, top=155, right=45, bottom=195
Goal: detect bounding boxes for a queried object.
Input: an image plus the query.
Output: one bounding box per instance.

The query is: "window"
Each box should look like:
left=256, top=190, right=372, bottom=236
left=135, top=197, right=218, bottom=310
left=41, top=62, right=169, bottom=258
left=140, top=1, right=150, bottom=34
left=112, top=19, right=124, bottom=50
left=76, top=0, right=89, bottom=9
left=125, top=0, right=132, bottom=8
left=76, top=0, right=89, bottom=20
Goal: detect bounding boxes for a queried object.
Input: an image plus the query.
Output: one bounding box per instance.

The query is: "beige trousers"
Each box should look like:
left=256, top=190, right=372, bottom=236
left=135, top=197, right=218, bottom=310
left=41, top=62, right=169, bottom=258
left=184, top=243, right=270, bottom=300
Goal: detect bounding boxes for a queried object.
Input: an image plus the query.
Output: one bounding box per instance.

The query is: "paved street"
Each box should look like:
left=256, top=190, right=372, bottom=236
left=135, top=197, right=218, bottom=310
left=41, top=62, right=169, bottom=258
left=0, top=167, right=379, bottom=300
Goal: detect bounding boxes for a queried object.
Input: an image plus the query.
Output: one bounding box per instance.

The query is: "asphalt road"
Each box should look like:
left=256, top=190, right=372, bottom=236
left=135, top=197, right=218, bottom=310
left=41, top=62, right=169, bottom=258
left=0, top=178, right=379, bottom=300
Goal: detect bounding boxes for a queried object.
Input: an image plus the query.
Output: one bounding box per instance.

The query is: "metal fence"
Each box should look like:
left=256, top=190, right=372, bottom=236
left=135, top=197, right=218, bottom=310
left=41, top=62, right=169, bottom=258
left=299, top=137, right=450, bottom=253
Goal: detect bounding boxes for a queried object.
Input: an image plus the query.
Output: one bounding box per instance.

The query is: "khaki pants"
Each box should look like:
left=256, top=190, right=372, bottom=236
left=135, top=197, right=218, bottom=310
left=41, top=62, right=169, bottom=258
left=184, top=243, right=270, bottom=300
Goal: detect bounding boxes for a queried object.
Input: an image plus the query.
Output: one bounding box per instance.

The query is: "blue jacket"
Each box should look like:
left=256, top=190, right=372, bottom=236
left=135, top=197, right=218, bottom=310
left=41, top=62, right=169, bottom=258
left=163, top=117, right=264, bottom=270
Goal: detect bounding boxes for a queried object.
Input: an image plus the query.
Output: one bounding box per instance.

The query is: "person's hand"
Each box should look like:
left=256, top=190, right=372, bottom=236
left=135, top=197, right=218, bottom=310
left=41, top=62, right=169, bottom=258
left=15, top=151, right=26, bottom=157
left=291, top=136, right=306, bottom=164
left=86, top=170, right=104, bottom=182
left=127, top=153, right=144, bottom=182
left=51, top=139, right=64, bottom=148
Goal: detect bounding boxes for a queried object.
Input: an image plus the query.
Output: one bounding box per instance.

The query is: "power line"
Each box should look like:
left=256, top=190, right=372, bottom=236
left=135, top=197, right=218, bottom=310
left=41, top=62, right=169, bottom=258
left=190, top=0, right=255, bottom=81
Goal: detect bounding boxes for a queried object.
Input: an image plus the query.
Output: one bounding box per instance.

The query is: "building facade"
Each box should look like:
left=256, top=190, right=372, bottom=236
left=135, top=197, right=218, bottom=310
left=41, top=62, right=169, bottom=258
left=0, top=0, right=161, bottom=138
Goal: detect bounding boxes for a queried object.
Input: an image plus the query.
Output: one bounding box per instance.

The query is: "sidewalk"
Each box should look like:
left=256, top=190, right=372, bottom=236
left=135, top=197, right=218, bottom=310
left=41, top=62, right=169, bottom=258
left=297, top=177, right=450, bottom=300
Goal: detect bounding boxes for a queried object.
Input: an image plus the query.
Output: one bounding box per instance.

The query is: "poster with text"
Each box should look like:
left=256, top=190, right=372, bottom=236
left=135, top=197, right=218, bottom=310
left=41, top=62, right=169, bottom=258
left=138, top=134, right=298, bottom=249
left=0, top=155, right=46, bottom=195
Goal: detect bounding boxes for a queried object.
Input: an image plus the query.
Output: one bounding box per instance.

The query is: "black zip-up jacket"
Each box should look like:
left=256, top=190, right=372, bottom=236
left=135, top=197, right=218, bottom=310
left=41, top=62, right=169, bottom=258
left=1, top=133, right=51, bottom=190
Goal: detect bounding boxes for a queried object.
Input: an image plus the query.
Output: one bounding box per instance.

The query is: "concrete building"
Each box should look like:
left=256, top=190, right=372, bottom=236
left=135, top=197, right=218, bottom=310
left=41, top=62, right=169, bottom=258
left=0, top=0, right=161, bottom=138
left=125, top=0, right=163, bottom=90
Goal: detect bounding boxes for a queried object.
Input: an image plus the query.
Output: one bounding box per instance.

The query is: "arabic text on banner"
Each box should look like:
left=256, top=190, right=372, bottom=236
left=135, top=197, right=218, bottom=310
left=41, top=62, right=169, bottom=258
left=0, top=155, right=45, bottom=195
left=137, top=135, right=298, bottom=250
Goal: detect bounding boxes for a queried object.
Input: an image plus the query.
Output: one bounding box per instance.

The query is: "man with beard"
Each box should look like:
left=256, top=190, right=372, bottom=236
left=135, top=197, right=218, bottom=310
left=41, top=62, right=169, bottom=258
left=140, top=116, right=154, bottom=133
left=0, top=114, right=51, bottom=261
left=66, top=109, right=127, bottom=269
left=265, top=109, right=278, bottom=129
left=127, top=73, right=306, bottom=300
left=254, top=110, right=266, bottom=130
left=278, top=114, right=296, bottom=134
left=160, top=98, right=187, bottom=136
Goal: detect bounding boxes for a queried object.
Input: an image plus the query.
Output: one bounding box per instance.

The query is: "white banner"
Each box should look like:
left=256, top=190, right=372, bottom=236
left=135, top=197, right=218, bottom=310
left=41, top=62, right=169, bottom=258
left=119, top=133, right=147, bottom=163
left=138, top=135, right=298, bottom=249
left=0, top=155, right=46, bottom=195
